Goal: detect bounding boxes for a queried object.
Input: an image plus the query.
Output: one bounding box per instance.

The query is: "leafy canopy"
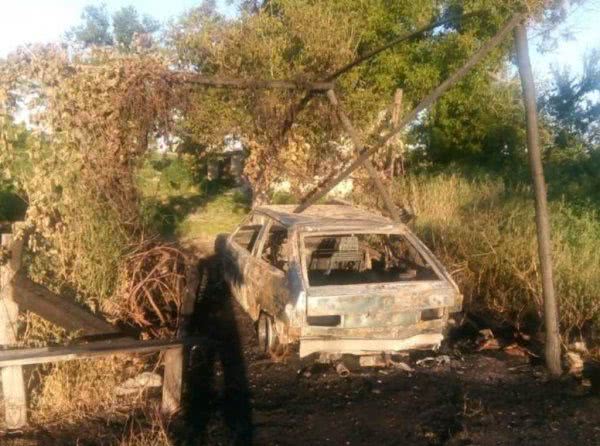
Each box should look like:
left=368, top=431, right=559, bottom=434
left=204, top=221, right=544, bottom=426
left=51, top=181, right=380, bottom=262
left=68, top=3, right=161, bottom=49
left=170, top=0, right=541, bottom=195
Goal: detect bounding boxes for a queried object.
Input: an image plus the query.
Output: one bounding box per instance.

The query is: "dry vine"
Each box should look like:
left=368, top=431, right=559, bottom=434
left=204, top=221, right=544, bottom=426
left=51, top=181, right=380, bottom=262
left=112, top=242, right=188, bottom=338
left=0, top=46, right=192, bottom=336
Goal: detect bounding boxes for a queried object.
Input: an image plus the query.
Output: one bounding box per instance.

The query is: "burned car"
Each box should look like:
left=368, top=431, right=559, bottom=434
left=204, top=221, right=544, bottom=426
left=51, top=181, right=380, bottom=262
left=216, top=204, right=461, bottom=357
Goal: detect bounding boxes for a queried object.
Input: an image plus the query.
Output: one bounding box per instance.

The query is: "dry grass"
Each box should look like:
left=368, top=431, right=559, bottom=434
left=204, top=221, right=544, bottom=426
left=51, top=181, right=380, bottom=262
left=20, top=353, right=173, bottom=445
left=386, top=174, right=600, bottom=339
left=29, top=356, right=152, bottom=426
left=116, top=407, right=173, bottom=446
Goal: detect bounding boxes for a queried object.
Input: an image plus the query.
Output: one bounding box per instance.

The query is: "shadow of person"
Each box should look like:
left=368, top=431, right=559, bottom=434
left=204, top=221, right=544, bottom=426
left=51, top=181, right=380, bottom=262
left=182, top=254, right=253, bottom=446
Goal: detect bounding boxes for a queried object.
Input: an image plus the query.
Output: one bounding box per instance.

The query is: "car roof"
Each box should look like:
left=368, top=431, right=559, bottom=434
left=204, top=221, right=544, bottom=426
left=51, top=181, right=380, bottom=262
left=253, top=204, right=401, bottom=232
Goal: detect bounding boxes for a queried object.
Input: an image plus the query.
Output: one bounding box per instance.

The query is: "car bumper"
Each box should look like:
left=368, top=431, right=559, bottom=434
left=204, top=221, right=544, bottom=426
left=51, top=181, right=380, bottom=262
left=298, top=333, right=443, bottom=357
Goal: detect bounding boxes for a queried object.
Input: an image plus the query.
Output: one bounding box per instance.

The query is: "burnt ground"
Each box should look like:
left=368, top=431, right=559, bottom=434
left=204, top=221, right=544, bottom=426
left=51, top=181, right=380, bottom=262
left=179, top=254, right=600, bottom=446
left=1, top=249, right=599, bottom=445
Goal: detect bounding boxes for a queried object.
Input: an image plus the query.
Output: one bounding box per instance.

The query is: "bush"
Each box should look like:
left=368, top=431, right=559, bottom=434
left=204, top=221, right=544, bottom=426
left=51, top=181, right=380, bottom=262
left=160, top=156, right=197, bottom=193
left=0, top=185, right=27, bottom=221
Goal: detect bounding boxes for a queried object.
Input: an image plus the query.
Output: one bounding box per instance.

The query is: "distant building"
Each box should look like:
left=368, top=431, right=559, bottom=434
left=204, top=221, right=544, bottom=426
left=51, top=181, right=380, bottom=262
left=206, top=135, right=246, bottom=184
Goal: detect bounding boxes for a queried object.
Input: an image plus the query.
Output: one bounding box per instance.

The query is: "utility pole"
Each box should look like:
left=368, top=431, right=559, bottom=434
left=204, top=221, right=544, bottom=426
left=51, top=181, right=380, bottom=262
left=386, top=89, right=404, bottom=180
left=514, top=23, right=562, bottom=377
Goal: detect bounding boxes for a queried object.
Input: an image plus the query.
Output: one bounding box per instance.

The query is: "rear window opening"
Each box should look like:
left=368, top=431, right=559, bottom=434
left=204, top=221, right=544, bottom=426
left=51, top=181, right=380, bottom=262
left=304, top=233, right=439, bottom=286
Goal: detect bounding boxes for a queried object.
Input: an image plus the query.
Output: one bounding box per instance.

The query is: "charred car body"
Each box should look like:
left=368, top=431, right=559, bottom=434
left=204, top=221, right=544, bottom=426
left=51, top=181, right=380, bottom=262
left=217, top=204, right=461, bottom=357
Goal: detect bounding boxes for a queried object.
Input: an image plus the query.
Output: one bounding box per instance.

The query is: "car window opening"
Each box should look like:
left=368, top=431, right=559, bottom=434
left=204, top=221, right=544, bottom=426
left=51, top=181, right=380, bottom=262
left=232, top=224, right=262, bottom=252
left=304, top=234, right=439, bottom=286
left=261, top=226, right=289, bottom=271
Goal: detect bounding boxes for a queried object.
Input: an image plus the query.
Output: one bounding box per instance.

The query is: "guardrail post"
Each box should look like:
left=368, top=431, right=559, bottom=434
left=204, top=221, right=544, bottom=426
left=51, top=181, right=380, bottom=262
left=0, top=228, right=27, bottom=429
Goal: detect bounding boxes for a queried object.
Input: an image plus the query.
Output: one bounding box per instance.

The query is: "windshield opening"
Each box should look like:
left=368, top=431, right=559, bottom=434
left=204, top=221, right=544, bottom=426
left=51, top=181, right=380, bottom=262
left=303, top=233, right=439, bottom=286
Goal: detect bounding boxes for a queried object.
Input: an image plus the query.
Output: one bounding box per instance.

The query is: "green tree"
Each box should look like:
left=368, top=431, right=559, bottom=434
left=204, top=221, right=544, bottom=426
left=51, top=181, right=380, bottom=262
left=68, top=4, right=160, bottom=50
left=420, top=74, right=527, bottom=167
left=542, top=49, right=600, bottom=149
left=112, top=6, right=160, bottom=49
left=69, top=4, right=113, bottom=47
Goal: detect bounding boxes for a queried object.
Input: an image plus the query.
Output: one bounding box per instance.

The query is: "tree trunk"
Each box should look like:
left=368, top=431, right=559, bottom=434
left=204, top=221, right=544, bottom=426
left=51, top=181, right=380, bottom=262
left=514, top=24, right=562, bottom=377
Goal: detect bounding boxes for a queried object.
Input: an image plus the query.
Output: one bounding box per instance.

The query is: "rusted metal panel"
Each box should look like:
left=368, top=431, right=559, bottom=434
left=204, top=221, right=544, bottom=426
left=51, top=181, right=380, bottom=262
left=306, top=282, right=455, bottom=317
left=342, top=310, right=420, bottom=328
left=301, top=319, right=445, bottom=340
left=255, top=204, right=397, bottom=232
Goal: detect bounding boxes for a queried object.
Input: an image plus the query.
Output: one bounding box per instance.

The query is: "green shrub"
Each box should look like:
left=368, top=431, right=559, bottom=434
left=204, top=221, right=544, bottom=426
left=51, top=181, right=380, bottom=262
left=137, top=154, right=199, bottom=198
left=0, top=186, right=27, bottom=221
left=160, top=157, right=196, bottom=193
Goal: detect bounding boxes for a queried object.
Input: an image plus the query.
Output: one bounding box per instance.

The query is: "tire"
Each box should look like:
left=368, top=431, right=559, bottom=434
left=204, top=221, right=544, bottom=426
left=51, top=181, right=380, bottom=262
left=257, top=312, right=278, bottom=354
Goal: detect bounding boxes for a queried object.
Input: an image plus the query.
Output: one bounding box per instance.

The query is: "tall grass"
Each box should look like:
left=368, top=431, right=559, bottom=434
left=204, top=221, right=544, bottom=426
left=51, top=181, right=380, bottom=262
left=382, top=173, right=600, bottom=340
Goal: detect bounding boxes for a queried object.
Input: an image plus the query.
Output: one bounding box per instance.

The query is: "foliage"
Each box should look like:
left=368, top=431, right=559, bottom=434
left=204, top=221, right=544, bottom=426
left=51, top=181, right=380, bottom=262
left=0, top=46, right=186, bottom=325
left=170, top=0, right=358, bottom=198
left=542, top=49, right=600, bottom=149
left=137, top=154, right=249, bottom=239
left=68, top=4, right=113, bottom=47
left=170, top=0, right=563, bottom=199
left=112, top=6, right=161, bottom=49
left=0, top=184, right=26, bottom=221
left=0, top=118, right=30, bottom=221
left=418, top=75, right=528, bottom=166
left=67, top=4, right=161, bottom=50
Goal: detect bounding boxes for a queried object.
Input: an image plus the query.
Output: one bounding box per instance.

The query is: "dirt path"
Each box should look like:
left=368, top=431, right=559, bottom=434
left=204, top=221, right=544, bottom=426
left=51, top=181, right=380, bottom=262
left=181, top=253, right=600, bottom=446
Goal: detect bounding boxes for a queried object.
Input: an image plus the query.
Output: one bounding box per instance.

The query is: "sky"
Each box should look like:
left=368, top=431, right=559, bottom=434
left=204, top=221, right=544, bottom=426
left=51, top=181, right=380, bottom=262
left=0, top=0, right=599, bottom=79
left=0, top=0, right=234, bottom=57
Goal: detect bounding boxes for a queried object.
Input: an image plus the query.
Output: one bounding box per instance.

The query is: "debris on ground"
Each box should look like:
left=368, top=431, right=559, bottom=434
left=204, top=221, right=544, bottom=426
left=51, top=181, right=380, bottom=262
left=566, top=351, right=585, bottom=376
left=416, top=355, right=451, bottom=368
left=387, top=359, right=414, bottom=372
left=358, top=354, right=414, bottom=371
left=568, top=341, right=588, bottom=354
left=476, top=328, right=501, bottom=351
left=114, top=372, right=162, bottom=396
left=503, top=342, right=538, bottom=357
left=335, top=362, right=350, bottom=377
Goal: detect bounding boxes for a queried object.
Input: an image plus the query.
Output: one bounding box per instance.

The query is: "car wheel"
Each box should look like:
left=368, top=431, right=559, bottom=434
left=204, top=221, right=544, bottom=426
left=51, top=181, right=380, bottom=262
left=257, top=312, right=278, bottom=354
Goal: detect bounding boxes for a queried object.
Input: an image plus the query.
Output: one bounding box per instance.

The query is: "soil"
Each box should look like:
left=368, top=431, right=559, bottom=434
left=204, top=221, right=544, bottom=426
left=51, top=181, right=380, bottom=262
left=180, top=253, right=600, bottom=446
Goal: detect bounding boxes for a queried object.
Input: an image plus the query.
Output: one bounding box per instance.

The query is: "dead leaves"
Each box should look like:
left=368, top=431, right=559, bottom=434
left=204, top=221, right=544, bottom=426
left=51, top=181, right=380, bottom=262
left=476, top=328, right=538, bottom=357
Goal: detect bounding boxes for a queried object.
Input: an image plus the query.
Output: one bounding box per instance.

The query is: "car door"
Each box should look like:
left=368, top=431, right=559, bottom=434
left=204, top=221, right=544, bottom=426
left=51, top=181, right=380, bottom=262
left=245, top=218, right=291, bottom=319
left=224, top=213, right=267, bottom=316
